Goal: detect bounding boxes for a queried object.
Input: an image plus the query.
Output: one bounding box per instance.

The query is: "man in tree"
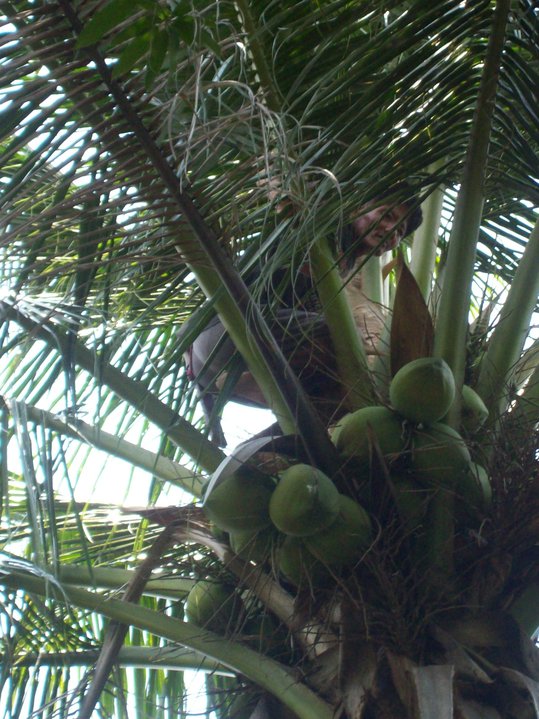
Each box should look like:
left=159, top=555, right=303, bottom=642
left=185, top=189, right=422, bottom=438
left=339, top=194, right=422, bottom=357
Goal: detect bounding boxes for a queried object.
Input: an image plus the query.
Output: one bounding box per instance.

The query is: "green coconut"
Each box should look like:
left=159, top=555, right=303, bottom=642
left=228, top=525, right=277, bottom=564
left=390, top=474, right=431, bottom=530
left=203, top=467, right=275, bottom=532
left=269, top=463, right=340, bottom=537
left=184, top=580, right=244, bottom=633
left=334, top=405, right=407, bottom=466
left=329, top=419, right=345, bottom=447
left=460, top=384, right=489, bottom=433
left=457, top=461, right=492, bottom=513
left=276, top=536, right=332, bottom=587
left=304, top=494, right=372, bottom=566
left=390, top=357, right=456, bottom=424
left=412, top=423, right=471, bottom=487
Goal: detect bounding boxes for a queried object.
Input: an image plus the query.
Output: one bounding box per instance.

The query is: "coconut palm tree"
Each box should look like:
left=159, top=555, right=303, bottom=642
left=0, top=0, right=538, bottom=717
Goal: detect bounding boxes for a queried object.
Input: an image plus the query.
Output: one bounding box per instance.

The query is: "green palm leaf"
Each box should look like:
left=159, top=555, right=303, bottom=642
left=0, top=1, right=538, bottom=717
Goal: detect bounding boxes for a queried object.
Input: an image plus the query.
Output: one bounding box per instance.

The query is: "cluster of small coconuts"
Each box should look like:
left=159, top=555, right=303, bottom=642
left=187, top=357, right=492, bottom=626
left=335, top=357, right=491, bottom=517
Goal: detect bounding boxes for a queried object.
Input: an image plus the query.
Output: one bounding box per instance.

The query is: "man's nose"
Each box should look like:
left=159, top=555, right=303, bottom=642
left=378, top=216, right=394, bottom=233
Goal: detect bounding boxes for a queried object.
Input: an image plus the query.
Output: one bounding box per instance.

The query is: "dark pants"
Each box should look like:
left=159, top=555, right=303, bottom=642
left=186, top=309, right=346, bottom=421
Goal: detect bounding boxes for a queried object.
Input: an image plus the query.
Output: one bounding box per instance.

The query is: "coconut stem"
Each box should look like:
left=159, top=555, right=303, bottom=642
left=424, top=487, right=455, bottom=585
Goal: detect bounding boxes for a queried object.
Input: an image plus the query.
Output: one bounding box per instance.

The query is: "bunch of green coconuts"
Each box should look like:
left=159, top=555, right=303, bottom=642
left=186, top=357, right=491, bottom=628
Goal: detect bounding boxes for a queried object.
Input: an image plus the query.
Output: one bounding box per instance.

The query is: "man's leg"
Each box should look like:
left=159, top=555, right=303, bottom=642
left=187, top=311, right=347, bottom=421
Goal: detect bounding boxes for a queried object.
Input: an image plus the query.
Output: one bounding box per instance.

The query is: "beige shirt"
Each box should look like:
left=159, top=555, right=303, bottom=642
left=342, top=268, right=388, bottom=356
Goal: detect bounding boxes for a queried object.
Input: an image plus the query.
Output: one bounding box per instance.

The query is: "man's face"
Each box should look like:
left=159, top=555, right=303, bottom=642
left=351, top=203, right=409, bottom=256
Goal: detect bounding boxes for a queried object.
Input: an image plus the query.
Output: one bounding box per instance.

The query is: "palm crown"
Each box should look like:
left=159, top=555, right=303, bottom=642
left=0, top=1, right=538, bottom=717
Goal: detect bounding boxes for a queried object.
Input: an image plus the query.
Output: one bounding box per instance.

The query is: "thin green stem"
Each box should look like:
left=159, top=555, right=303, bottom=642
left=309, top=237, right=375, bottom=410
left=511, top=364, right=539, bottom=430
left=3, top=571, right=335, bottom=719
left=78, top=526, right=178, bottom=719
left=234, top=0, right=282, bottom=112
left=410, top=179, right=445, bottom=301
left=475, top=216, right=539, bottom=423
left=424, top=488, right=455, bottom=583
left=434, top=0, right=511, bottom=418
left=1, top=646, right=231, bottom=674
left=56, top=565, right=194, bottom=599
left=361, top=257, right=384, bottom=307
left=1, top=303, right=225, bottom=473
left=10, top=401, right=205, bottom=497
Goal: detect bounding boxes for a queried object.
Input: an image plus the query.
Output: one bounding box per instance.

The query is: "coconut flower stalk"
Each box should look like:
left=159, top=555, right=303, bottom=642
left=475, top=216, right=539, bottom=428
left=434, top=0, right=512, bottom=411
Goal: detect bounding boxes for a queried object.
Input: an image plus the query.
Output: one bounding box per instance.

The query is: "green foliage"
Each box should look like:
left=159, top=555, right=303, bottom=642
left=0, top=1, right=538, bottom=717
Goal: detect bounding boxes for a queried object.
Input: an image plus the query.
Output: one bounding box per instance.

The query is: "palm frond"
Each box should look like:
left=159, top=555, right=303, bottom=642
left=1, top=2, right=538, bottom=717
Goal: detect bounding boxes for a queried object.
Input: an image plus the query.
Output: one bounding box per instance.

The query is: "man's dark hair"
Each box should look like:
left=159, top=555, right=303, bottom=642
left=372, top=181, right=423, bottom=237
left=405, top=204, right=423, bottom=235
